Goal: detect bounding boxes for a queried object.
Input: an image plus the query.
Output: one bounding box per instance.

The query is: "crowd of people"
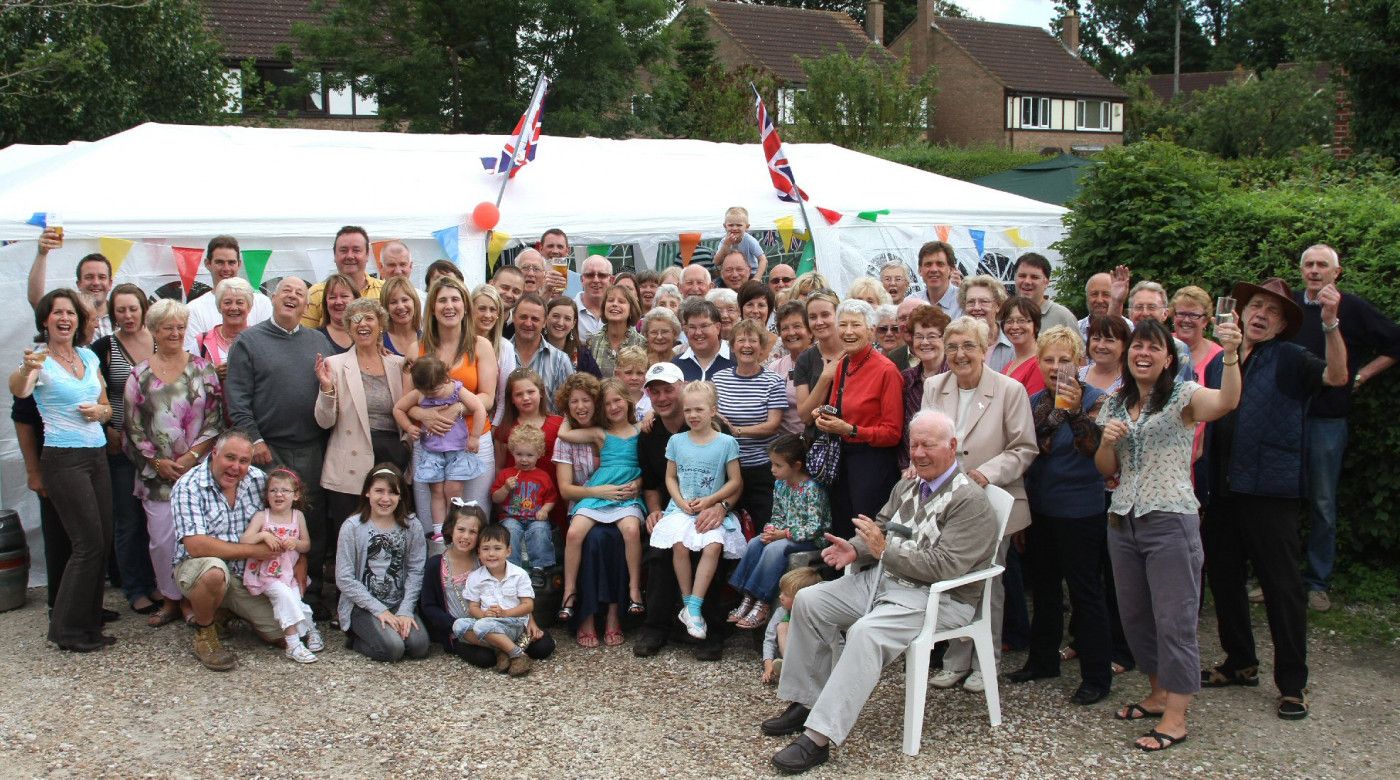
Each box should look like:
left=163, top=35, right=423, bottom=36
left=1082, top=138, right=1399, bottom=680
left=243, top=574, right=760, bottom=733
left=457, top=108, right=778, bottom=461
left=11, top=208, right=1400, bottom=770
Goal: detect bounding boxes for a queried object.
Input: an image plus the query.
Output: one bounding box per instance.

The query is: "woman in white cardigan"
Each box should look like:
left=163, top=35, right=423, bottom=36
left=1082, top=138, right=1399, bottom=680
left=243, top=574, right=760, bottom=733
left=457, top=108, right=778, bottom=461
left=921, top=315, right=1038, bottom=692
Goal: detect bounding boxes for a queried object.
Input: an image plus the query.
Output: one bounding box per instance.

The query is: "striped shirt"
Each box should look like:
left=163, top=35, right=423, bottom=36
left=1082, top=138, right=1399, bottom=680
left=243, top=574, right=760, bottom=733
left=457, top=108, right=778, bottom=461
left=712, top=366, right=788, bottom=467
left=170, top=458, right=268, bottom=576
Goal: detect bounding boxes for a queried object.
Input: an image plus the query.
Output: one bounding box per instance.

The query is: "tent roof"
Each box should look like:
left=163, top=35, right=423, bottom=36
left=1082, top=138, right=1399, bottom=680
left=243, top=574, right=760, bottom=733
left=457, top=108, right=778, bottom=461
left=0, top=123, right=1064, bottom=242
left=973, top=154, right=1096, bottom=207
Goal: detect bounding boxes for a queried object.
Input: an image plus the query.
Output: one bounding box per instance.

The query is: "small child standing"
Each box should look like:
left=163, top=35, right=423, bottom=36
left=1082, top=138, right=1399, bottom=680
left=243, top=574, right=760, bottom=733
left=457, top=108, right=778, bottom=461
left=240, top=468, right=323, bottom=663
left=648, top=381, right=744, bottom=641
left=453, top=524, right=537, bottom=676
left=614, top=346, right=652, bottom=422
left=728, top=435, right=831, bottom=629
left=490, top=424, right=559, bottom=577
left=394, top=356, right=489, bottom=541
left=716, top=206, right=768, bottom=280
left=761, top=567, right=823, bottom=685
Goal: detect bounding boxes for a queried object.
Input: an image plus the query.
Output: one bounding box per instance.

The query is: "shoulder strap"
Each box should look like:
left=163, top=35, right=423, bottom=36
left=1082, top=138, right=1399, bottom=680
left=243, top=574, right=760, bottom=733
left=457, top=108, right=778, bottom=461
left=833, top=357, right=849, bottom=415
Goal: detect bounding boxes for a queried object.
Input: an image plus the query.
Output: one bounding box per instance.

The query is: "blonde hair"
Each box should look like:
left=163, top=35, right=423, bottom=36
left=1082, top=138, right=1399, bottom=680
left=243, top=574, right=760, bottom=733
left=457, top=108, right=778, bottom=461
left=379, top=276, right=422, bottom=334
left=146, top=299, right=189, bottom=334
left=682, top=380, right=721, bottom=431
left=729, top=318, right=772, bottom=353
left=846, top=276, right=892, bottom=307
left=723, top=206, right=750, bottom=226
left=958, top=274, right=1009, bottom=309
left=471, top=283, right=506, bottom=351
left=422, top=275, right=476, bottom=364
left=506, top=423, right=546, bottom=455
left=598, top=377, right=638, bottom=423
left=1171, top=284, right=1212, bottom=315
left=1036, top=324, right=1085, bottom=364
left=790, top=270, right=831, bottom=302
left=779, top=567, right=822, bottom=597
left=615, top=345, right=648, bottom=373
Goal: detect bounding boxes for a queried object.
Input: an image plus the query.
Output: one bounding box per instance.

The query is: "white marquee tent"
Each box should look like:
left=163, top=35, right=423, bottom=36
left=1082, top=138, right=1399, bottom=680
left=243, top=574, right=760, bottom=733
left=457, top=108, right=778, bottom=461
left=0, top=122, right=1067, bottom=583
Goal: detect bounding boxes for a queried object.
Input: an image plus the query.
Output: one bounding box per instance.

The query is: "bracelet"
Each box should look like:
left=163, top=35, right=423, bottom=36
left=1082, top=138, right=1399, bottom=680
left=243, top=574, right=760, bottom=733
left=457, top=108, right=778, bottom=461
left=1321, top=319, right=1340, bottom=333
left=1354, top=372, right=1364, bottom=386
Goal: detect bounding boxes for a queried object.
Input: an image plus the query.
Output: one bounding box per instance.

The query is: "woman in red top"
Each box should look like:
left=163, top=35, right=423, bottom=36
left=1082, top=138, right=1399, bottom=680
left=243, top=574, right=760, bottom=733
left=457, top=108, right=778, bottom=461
left=1000, top=296, right=1046, bottom=396
left=806, top=299, right=904, bottom=538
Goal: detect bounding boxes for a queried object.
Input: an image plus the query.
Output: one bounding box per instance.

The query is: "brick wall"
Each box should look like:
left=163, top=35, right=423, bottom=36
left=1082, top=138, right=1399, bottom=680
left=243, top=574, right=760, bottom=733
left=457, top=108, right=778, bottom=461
left=928, top=30, right=1005, bottom=145
left=1007, top=128, right=1122, bottom=152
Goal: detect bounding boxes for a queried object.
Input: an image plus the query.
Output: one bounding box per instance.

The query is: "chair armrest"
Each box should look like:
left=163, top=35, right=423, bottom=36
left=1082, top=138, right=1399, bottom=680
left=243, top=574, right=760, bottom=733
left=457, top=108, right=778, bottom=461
left=927, top=565, right=1004, bottom=594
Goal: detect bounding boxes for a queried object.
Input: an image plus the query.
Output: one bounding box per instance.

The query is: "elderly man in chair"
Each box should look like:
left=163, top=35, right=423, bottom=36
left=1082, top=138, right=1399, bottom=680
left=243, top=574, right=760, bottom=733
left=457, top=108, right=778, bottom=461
left=760, top=409, right=1001, bottom=772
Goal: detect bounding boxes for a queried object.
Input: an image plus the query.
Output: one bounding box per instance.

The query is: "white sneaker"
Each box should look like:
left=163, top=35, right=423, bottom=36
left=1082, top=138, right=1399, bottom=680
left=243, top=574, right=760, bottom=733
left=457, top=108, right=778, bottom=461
left=304, top=626, right=324, bottom=653
left=678, top=607, right=708, bottom=640
left=930, top=669, right=970, bottom=689
left=285, top=643, right=318, bottom=664
left=963, top=670, right=985, bottom=693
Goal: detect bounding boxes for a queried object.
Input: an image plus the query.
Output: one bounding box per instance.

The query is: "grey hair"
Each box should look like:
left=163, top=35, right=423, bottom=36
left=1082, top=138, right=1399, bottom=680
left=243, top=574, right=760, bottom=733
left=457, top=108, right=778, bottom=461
left=875, top=303, right=898, bottom=323
left=1300, top=244, right=1339, bottom=268
left=213, top=429, right=255, bottom=454
left=641, top=306, right=681, bottom=335
left=1128, top=280, right=1168, bottom=307
left=705, top=287, right=737, bottom=307
left=654, top=283, right=682, bottom=302
left=943, top=315, right=990, bottom=350
left=213, top=276, right=256, bottom=307
left=909, top=408, right=955, bottom=440
left=344, top=296, right=387, bottom=328
left=835, top=298, right=877, bottom=328
left=879, top=259, right=910, bottom=277
left=145, top=299, right=190, bottom=334
left=959, top=274, right=1009, bottom=308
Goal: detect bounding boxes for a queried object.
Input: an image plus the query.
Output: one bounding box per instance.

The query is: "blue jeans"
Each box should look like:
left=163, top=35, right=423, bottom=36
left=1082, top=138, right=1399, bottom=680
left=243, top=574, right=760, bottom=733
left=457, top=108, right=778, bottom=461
left=729, top=537, right=816, bottom=601
left=108, top=453, right=155, bottom=605
left=501, top=518, right=556, bottom=569
left=1303, top=417, right=1347, bottom=591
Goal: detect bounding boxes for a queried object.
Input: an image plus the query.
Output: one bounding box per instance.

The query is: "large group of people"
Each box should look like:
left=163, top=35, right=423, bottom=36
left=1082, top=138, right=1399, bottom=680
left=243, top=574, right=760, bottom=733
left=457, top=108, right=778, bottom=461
left=11, top=213, right=1400, bottom=771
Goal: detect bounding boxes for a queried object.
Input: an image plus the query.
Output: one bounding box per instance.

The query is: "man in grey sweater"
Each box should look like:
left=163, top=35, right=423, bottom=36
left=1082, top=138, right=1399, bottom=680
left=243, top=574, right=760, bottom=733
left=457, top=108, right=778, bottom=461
left=225, top=276, right=334, bottom=615
left=759, top=410, right=1001, bottom=772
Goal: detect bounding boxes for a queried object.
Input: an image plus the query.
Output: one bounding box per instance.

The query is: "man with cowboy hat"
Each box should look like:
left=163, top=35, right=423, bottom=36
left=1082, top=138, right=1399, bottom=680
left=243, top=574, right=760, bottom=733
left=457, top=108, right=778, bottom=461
left=1196, top=276, right=1348, bottom=722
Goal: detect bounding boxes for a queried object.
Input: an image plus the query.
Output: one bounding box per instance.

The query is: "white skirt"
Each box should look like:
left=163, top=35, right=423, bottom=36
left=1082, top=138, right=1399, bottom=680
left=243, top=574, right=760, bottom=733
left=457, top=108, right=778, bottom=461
left=649, top=511, right=748, bottom=559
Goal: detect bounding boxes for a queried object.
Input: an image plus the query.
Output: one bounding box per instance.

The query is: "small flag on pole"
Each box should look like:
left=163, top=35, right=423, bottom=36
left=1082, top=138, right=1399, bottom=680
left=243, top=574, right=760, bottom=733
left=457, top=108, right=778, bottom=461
left=482, top=76, right=550, bottom=179
left=752, top=86, right=808, bottom=203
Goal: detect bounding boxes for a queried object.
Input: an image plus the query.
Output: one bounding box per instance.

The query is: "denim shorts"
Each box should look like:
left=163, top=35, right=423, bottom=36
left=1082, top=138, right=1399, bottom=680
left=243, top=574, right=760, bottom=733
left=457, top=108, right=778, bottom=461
left=451, top=615, right=527, bottom=644
left=414, top=446, right=483, bottom=483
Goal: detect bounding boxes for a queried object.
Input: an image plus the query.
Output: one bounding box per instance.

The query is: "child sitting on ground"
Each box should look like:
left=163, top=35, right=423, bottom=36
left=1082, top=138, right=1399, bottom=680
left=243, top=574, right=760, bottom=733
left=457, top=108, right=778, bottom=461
left=490, top=424, right=558, bottom=579
left=453, top=524, right=536, bottom=676
left=761, top=566, right=823, bottom=685
left=393, top=356, right=488, bottom=541
left=240, top=467, right=323, bottom=663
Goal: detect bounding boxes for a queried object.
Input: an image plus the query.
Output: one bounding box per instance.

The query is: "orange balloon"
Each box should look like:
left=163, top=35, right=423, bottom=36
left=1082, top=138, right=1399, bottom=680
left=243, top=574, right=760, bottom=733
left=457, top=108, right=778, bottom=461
left=472, top=201, right=500, bottom=231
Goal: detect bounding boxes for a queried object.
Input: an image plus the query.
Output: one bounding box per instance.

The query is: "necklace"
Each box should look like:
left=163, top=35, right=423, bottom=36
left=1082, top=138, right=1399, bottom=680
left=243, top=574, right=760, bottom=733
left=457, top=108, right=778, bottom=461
left=48, top=348, right=81, bottom=374
left=842, top=345, right=876, bottom=377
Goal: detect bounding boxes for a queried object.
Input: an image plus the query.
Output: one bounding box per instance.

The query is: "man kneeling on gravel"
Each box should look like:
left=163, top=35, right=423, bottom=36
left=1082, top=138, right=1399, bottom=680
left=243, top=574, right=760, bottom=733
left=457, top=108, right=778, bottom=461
left=759, top=410, right=1000, bottom=772
left=170, top=431, right=298, bottom=670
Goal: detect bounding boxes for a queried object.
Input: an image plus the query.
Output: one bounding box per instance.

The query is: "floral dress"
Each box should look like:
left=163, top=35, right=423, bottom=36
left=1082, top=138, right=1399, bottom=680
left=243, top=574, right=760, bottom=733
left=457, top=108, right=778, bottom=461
left=123, top=356, right=225, bottom=502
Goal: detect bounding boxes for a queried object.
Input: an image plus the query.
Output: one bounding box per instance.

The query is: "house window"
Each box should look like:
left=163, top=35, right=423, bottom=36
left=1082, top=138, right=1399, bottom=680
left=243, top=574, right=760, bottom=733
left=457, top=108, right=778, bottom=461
left=326, top=77, right=378, bottom=116
left=222, top=68, right=242, bottom=114
left=1020, top=96, right=1050, bottom=129
left=777, top=88, right=804, bottom=125
left=1077, top=99, right=1110, bottom=131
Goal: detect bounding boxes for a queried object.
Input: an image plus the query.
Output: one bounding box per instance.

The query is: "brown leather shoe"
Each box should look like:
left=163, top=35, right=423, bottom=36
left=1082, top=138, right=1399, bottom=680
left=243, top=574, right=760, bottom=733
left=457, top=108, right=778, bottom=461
left=494, top=650, right=511, bottom=673
left=507, top=654, right=533, bottom=677
left=192, top=624, right=237, bottom=671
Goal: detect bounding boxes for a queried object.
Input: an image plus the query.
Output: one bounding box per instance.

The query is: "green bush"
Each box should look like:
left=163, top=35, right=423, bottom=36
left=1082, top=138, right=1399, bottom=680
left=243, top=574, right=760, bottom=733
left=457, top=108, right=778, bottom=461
left=867, top=144, right=1045, bottom=182
left=1056, top=140, right=1400, bottom=582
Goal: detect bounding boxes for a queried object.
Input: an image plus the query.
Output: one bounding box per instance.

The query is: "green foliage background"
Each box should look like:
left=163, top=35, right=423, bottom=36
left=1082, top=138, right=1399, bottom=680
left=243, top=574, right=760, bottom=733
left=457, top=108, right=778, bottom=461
left=1056, top=140, right=1400, bottom=577
left=868, top=145, right=1046, bottom=181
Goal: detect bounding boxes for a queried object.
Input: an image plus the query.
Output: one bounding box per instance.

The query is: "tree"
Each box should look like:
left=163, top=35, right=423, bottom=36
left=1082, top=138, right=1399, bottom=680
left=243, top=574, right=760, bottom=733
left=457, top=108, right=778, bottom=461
left=1329, top=0, right=1400, bottom=159
left=792, top=48, right=935, bottom=148
left=0, top=0, right=228, bottom=145
left=289, top=0, right=672, bottom=136
left=1210, top=0, right=1328, bottom=71
left=1055, top=0, right=1214, bottom=81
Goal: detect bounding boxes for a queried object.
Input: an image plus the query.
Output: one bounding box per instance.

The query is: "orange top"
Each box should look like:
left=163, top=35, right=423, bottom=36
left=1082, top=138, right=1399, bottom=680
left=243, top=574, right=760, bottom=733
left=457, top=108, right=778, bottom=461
left=419, top=342, right=492, bottom=434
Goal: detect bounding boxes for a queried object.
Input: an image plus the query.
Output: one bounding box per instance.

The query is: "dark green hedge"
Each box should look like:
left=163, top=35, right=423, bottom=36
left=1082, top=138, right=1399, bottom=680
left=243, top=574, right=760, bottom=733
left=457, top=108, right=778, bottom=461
left=1056, top=140, right=1400, bottom=578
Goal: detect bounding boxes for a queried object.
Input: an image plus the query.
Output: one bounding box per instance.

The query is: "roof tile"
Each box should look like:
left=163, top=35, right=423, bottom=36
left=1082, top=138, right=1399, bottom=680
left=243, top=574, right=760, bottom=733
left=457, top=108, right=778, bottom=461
left=204, top=0, right=327, bottom=63
left=705, top=0, right=889, bottom=84
left=933, top=16, right=1126, bottom=100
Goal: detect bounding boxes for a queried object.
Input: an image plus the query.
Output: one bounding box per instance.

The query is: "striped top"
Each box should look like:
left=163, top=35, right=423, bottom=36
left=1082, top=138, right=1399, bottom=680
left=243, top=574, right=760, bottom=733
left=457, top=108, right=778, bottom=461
left=712, top=365, right=788, bottom=467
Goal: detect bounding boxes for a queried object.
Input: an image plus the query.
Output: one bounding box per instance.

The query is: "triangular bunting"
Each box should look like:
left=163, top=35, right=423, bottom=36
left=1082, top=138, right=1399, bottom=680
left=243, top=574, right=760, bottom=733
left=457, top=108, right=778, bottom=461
left=796, top=240, right=816, bottom=275
left=371, top=240, right=391, bottom=275
left=1004, top=227, right=1031, bottom=248
left=242, top=249, right=273, bottom=289
left=26, top=212, right=47, bottom=228
left=488, top=231, right=512, bottom=271
left=969, top=229, right=986, bottom=259
left=433, top=225, right=461, bottom=263
left=815, top=207, right=842, bottom=225
left=775, top=215, right=795, bottom=251
left=678, top=232, right=702, bottom=266
left=586, top=244, right=611, bottom=258
left=936, top=225, right=951, bottom=243
left=99, top=237, right=135, bottom=275
left=172, top=247, right=204, bottom=299
left=856, top=209, right=890, bottom=222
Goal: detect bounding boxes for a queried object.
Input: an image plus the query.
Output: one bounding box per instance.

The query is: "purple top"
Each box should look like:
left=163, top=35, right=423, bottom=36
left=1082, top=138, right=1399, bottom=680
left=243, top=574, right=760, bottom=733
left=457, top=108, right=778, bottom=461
left=420, top=380, right=468, bottom=453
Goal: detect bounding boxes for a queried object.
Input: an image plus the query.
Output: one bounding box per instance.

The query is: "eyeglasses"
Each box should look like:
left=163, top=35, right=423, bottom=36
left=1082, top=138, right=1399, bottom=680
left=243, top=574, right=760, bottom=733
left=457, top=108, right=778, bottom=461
left=769, top=276, right=795, bottom=284
left=268, top=487, right=296, bottom=495
left=582, top=271, right=611, bottom=279
left=912, top=333, right=943, bottom=343
left=876, top=325, right=899, bottom=334
left=1131, top=303, right=1163, bottom=313
left=945, top=342, right=981, bottom=354
left=1174, top=312, right=1206, bottom=321
left=1002, top=317, right=1034, bottom=327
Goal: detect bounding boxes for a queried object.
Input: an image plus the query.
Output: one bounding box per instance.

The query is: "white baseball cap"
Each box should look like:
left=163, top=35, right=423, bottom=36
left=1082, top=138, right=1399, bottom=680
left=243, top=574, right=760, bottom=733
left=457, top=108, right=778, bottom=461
left=644, top=362, right=684, bottom=386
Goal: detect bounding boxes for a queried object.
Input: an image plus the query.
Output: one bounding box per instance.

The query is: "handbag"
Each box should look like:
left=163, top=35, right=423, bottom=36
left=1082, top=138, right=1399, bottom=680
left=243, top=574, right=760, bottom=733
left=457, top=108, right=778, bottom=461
left=806, top=358, right=849, bottom=487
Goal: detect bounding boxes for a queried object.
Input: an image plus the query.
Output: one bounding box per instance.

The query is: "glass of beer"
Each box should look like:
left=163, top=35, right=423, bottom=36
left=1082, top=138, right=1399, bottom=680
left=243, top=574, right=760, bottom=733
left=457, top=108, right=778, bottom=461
left=49, top=212, right=63, bottom=247
left=552, top=259, right=569, bottom=278
left=1054, top=363, right=1076, bottom=410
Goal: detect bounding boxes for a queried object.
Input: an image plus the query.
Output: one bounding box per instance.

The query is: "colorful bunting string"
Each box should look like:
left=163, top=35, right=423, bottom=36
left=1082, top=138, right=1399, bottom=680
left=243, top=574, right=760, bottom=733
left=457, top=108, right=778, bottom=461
left=969, top=229, right=986, bottom=259
left=936, top=225, right=951, bottom=243
left=26, top=212, right=48, bottom=228
left=774, top=215, right=795, bottom=251
left=433, top=225, right=461, bottom=263
left=678, top=232, right=702, bottom=266
left=856, top=209, right=890, bottom=222
left=371, top=240, right=391, bottom=275
left=487, top=231, right=512, bottom=270
left=796, top=240, right=816, bottom=275
left=815, top=207, right=842, bottom=225
left=586, top=244, right=611, bottom=258
left=171, top=247, right=204, bottom=298
left=99, top=237, right=135, bottom=275
left=241, top=249, right=273, bottom=289
left=1004, top=227, right=1031, bottom=248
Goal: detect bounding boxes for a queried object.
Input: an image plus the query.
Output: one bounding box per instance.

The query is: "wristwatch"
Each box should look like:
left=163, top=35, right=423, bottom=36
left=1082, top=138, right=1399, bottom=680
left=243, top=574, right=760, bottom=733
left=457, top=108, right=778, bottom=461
left=720, top=499, right=732, bottom=512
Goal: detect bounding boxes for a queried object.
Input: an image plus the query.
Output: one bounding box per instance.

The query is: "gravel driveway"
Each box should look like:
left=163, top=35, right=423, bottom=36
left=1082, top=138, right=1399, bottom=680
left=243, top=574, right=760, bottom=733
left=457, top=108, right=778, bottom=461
left=0, top=587, right=1393, bottom=778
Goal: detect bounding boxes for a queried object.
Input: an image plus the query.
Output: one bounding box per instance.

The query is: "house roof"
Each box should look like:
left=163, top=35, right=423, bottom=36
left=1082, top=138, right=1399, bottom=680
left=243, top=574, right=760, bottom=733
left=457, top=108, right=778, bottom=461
left=932, top=16, right=1126, bottom=100
left=1145, top=63, right=1332, bottom=102
left=204, top=0, right=327, bottom=63
left=704, top=0, right=889, bottom=84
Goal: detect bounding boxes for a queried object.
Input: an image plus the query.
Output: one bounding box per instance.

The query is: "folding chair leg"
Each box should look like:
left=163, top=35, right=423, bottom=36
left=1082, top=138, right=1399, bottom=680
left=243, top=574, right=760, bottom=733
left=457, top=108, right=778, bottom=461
left=902, top=641, right=931, bottom=756
left=971, top=628, right=1002, bottom=727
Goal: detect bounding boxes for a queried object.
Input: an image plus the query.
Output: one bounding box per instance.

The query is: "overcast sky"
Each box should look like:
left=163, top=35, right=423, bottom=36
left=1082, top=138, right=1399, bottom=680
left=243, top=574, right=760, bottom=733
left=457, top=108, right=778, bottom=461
left=975, top=0, right=1058, bottom=29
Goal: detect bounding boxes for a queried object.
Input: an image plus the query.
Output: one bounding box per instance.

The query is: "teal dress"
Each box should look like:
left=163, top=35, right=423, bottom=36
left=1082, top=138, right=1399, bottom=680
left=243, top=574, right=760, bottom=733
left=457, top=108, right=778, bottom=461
left=573, top=431, right=646, bottom=523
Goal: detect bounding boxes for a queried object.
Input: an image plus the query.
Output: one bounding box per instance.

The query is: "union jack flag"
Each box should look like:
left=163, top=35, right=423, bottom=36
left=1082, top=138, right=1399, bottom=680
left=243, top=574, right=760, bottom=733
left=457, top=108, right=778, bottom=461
left=753, top=85, right=807, bottom=203
left=482, top=75, right=549, bottom=178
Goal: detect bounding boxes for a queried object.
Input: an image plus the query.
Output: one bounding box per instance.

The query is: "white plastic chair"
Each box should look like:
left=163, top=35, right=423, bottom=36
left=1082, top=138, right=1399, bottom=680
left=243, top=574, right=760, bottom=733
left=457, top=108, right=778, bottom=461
left=849, top=483, right=1014, bottom=756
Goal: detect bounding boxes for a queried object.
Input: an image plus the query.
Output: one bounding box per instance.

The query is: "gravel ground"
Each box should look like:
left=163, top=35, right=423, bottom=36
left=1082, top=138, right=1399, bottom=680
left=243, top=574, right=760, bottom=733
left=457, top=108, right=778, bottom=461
left=0, top=586, right=1394, bottom=779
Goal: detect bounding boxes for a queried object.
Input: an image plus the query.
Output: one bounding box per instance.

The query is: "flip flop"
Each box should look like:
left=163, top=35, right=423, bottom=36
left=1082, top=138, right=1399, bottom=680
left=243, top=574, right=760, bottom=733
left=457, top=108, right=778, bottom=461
left=576, top=629, right=600, bottom=648
left=1115, top=702, right=1165, bottom=721
left=603, top=629, right=625, bottom=647
left=1135, top=729, right=1187, bottom=752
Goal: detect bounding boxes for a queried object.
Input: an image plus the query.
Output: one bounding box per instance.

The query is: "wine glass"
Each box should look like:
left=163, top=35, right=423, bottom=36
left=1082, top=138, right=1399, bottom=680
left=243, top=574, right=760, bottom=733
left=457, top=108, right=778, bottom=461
left=1215, top=296, right=1236, bottom=328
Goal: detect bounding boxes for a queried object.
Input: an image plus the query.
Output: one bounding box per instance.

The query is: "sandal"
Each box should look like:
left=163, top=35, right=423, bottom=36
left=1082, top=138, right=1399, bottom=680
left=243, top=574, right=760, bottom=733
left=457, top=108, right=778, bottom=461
left=131, top=596, right=160, bottom=615
left=147, top=604, right=182, bottom=628
left=604, top=629, right=625, bottom=647
left=1115, top=702, right=1165, bottom=721
left=627, top=600, right=646, bottom=617
left=1136, top=729, right=1187, bottom=752
left=576, top=629, right=599, bottom=648
left=557, top=594, right=577, bottom=623
left=1201, top=664, right=1260, bottom=688
left=1060, top=646, right=1078, bottom=661
left=1277, top=695, right=1309, bottom=720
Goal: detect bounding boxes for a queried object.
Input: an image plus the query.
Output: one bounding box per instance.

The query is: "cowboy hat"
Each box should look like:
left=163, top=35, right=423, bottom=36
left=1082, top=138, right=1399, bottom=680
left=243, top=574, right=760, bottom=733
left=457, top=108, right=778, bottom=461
left=1229, top=277, right=1303, bottom=340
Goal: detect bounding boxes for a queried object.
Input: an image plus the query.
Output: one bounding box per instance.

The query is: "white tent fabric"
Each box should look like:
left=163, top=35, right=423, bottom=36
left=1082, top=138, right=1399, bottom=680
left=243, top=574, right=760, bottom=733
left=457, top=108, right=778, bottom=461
left=0, top=123, right=1066, bottom=584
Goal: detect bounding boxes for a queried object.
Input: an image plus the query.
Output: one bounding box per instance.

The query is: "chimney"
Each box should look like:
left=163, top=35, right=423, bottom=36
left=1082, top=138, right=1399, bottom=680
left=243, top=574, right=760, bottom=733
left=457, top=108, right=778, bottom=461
left=865, top=1, right=885, bottom=45
left=1333, top=75, right=1353, bottom=159
left=1061, top=9, right=1080, bottom=57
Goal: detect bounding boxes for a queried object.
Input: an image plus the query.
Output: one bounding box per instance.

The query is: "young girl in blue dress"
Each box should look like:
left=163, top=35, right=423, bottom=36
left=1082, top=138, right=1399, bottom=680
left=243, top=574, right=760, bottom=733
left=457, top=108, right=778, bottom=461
left=554, top=379, right=646, bottom=645
left=648, top=380, right=744, bottom=641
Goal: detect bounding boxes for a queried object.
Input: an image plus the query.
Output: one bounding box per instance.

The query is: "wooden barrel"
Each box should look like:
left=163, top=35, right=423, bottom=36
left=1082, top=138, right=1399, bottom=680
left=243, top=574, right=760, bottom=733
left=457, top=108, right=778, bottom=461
left=0, top=509, right=30, bottom=612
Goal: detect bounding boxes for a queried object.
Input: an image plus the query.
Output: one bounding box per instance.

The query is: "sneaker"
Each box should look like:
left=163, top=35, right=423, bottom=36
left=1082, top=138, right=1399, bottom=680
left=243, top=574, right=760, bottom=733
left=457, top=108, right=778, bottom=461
left=304, top=626, right=325, bottom=653
left=678, top=606, right=708, bottom=640
left=507, top=654, right=533, bottom=677
left=494, top=650, right=511, bottom=673
left=1308, top=590, right=1331, bottom=612
left=1249, top=585, right=1264, bottom=604
left=285, top=643, right=318, bottom=664
left=192, top=624, right=237, bottom=671
left=930, top=668, right=970, bottom=689
left=963, top=670, right=986, bottom=693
